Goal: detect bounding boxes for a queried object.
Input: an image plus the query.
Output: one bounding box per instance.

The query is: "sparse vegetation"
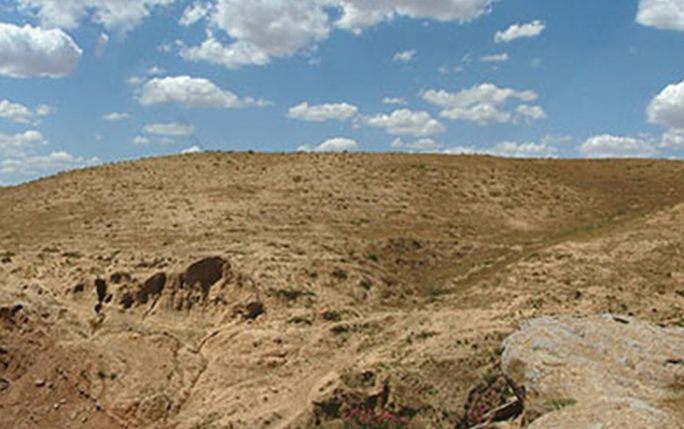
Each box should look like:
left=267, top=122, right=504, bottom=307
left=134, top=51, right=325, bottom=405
left=423, top=284, right=448, bottom=302
left=343, top=407, right=411, bottom=429
left=332, top=268, right=349, bottom=280
left=549, top=398, right=577, bottom=410
left=270, top=287, right=315, bottom=301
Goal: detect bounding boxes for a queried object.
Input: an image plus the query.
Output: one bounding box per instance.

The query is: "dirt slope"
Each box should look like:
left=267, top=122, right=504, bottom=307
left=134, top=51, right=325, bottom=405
left=1, top=152, right=683, bottom=428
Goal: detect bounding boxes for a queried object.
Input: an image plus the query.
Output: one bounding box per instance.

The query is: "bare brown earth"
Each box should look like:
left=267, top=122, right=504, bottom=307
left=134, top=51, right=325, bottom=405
left=1, top=152, right=684, bottom=429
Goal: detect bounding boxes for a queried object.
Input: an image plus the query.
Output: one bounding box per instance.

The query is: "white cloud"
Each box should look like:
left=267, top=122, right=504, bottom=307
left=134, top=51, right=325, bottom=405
left=298, top=137, right=359, bottom=152
left=481, top=53, right=509, bottom=62
left=180, top=0, right=497, bottom=68
left=441, top=146, right=480, bottom=155
left=179, top=31, right=270, bottom=69
left=661, top=128, right=684, bottom=148
left=36, top=104, right=53, bottom=116
left=95, top=32, right=109, bottom=57
left=517, top=104, right=547, bottom=122
left=636, top=0, right=684, bottom=32
left=443, top=141, right=558, bottom=158
left=181, top=145, right=203, bottom=154
left=139, top=75, right=242, bottom=108
left=363, top=108, right=446, bottom=137
left=487, top=141, right=557, bottom=158
left=288, top=102, right=358, bottom=122
left=1, top=151, right=100, bottom=176
left=393, top=49, right=417, bottom=63
left=0, top=23, right=82, bottom=78
left=0, top=100, right=53, bottom=123
left=0, top=128, right=99, bottom=182
left=16, top=0, right=178, bottom=33
left=540, top=134, right=574, bottom=146
left=143, top=122, right=195, bottom=137
left=422, top=84, right=543, bottom=125
left=181, top=0, right=329, bottom=69
left=647, top=78, right=684, bottom=129
left=382, top=97, right=407, bottom=105
left=180, top=1, right=212, bottom=27
left=391, top=137, right=444, bottom=150
left=495, top=20, right=546, bottom=43
left=147, top=65, right=165, bottom=76
left=578, top=134, right=659, bottom=158
left=103, top=112, right=129, bottom=121
left=0, top=130, right=47, bottom=156
left=132, top=135, right=151, bottom=145
left=334, top=0, right=497, bottom=34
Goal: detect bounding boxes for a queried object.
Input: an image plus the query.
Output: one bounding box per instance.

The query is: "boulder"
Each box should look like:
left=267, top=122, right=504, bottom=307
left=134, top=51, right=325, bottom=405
left=502, top=315, right=684, bottom=429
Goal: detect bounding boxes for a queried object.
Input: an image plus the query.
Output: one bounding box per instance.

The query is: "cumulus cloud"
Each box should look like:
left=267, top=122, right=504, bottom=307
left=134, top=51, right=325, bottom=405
left=495, top=20, right=546, bottom=43
left=103, top=112, right=129, bottom=121
left=333, top=0, right=497, bottom=33
left=636, top=0, right=684, bottom=32
left=480, top=53, right=509, bottom=62
left=288, top=102, right=358, bottom=122
left=147, top=66, right=165, bottom=76
left=181, top=0, right=329, bottom=69
left=363, top=108, right=446, bottom=137
left=647, top=78, right=684, bottom=149
left=578, top=134, right=659, bottom=158
left=143, top=122, right=195, bottom=137
left=391, top=138, right=444, bottom=151
left=16, top=0, right=178, bottom=33
left=298, top=137, right=359, bottom=152
left=0, top=130, right=47, bottom=157
left=180, top=1, right=212, bottom=27
left=443, top=141, right=558, bottom=158
left=647, top=78, right=684, bottom=129
left=181, top=145, right=203, bottom=154
left=422, top=84, right=544, bottom=125
left=393, top=49, right=417, bottom=63
left=1, top=151, right=100, bottom=176
left=0, top=129, right=99, bottom=182
left=139, top=75, right=249, bottom=108
left=179, top=31, right=271, bottom=69
left=132, top=135, right=151, bottom=145
left=180, top=0, right=497, bottom=68
left=486, top=141, right=557, bottom=158
left=0, top=100, right=52, bottom=123
left=661, top=128, right=684, bottom=148
left=382, top=97, right=407, bottom=105
left=517, top=104, right=547, bottom=122
left=0, top=23, right=82, bottom=78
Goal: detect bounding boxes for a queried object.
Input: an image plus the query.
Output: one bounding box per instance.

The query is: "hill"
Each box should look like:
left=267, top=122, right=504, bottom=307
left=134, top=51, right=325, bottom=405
left=1, top=152, right=684, bottom=428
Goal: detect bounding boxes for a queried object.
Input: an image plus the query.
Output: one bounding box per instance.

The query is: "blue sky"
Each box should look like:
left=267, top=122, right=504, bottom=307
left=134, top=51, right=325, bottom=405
left=1, top=0, right=684, bottom=184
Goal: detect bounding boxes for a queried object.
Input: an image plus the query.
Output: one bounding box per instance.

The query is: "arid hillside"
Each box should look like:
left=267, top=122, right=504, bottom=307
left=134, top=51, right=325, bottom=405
left=1, top=152, right=684, bottom=429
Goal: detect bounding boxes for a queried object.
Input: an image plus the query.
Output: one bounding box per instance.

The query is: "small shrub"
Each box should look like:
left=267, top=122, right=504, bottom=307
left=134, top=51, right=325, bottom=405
left=344, top=407, right=411, bottom=429
left=271, top=288, right=314, bottom=301
left=549, top=398, right=576, bottom=410
left=332, top=268, right=349, bottom=280
left=424, top=285, right=448, bottom=302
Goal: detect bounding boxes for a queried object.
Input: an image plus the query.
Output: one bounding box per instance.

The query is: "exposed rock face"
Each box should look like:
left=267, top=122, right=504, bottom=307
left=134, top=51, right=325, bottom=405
left=137, top=272, right=166, bottom=304
left=183, top=257, right=226, bottom=294
left=502, top=315, right=684, bottom=429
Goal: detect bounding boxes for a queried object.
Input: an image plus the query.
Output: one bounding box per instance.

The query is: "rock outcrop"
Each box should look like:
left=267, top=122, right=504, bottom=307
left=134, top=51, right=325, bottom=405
left=502, top=315, right=684, bottom=429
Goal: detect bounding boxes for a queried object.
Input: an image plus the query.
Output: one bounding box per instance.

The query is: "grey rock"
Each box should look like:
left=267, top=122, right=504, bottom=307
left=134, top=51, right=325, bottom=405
left=502, top=315, right=684, bottom=429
